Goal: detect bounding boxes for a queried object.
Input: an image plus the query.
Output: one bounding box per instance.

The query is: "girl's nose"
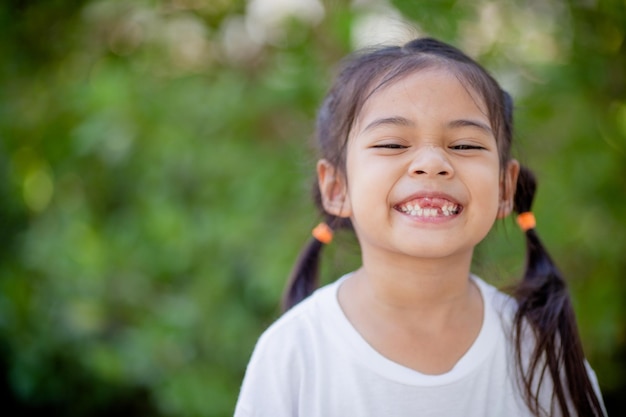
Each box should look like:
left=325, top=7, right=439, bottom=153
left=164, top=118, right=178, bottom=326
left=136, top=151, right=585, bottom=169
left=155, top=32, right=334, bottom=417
left=408, top=145, right=454, bottom=178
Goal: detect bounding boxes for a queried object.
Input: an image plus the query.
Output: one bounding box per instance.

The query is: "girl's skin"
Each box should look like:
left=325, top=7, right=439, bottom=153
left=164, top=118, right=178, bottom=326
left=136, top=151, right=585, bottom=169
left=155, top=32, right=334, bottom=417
left=317, top=67, right=520, bottom=375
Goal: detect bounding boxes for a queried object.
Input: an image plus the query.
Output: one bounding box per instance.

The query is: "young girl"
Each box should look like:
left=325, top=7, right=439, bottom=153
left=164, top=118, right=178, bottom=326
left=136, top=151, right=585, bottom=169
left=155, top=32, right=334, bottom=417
left=235, top=37, right=606, bottom=417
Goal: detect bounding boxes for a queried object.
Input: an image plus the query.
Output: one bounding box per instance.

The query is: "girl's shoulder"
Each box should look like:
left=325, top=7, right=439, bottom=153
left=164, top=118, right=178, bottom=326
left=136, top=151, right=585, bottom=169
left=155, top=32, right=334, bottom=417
left=471, top=275, right=518, bottom=322
left=252, top=276, right=346, bottom=355
left=235, top=279, right=346, bottom=417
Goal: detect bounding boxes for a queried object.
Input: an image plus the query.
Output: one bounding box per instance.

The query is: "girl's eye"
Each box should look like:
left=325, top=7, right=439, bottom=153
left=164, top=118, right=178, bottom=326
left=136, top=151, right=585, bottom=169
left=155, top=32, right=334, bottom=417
left=450, top=144, right=486, bottom=150
left=372, top=143, right=408, bottom=149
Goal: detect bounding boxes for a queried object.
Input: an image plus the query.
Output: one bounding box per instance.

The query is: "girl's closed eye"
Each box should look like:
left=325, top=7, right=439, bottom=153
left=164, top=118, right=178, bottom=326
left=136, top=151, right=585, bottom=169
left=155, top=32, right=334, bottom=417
left=373, top=143, right=408, bottom=149
left=449, top=142, right=488, bottom=151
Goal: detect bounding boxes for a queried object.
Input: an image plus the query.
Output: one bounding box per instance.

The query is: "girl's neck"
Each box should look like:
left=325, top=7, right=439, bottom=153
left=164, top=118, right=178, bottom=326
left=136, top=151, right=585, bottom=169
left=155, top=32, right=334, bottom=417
left=354, top=249, right=475, bottom=310
left=337, top=250, right=484, bottom=374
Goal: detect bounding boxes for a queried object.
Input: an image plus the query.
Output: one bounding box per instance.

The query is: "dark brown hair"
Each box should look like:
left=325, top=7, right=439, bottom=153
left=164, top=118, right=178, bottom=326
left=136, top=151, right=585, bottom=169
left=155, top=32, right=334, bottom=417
left=282, top=37, right=604, bottom=416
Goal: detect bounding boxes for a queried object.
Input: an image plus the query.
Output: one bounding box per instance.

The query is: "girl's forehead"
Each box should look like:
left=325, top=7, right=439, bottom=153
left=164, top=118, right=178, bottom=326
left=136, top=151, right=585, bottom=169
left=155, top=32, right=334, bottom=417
left=351, top=67, right=490, bottom=134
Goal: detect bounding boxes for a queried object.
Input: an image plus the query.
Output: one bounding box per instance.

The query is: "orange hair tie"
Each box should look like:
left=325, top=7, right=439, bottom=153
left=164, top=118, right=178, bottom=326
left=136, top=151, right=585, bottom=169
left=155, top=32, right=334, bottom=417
left=312, top=222, right=333, bottom=244
left=516, top=212, right=536, bottom=232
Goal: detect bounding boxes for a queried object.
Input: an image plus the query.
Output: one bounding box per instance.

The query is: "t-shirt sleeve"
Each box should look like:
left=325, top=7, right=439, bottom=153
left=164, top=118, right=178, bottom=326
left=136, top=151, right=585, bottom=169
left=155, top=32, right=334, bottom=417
left=234, top=321, right=305, bottom=417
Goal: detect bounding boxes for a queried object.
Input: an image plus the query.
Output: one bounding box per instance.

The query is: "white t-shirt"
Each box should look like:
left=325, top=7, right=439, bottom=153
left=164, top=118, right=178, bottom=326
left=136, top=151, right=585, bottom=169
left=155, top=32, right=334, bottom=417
left=234, top=275, right=603, bottom=417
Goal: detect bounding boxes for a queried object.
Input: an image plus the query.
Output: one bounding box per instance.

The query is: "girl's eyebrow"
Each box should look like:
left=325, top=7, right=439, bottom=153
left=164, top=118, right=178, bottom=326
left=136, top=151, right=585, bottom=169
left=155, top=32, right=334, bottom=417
left=362, top=116, right=415, bottom=133
left=447, top=119, right=493, bottom=134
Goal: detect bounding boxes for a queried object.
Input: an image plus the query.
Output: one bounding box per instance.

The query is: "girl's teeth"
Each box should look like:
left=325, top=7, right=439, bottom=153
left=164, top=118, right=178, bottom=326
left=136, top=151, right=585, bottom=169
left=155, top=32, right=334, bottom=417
left=400, top=203, right=459, bottom=217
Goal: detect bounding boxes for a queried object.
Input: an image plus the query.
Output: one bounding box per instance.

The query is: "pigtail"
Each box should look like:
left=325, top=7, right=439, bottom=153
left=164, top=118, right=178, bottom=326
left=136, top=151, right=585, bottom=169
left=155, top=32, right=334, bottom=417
left=513, top=166, right=605, bottom=416
left=281, top=231, right=326, bottom=312
left=281, top=214, right=352, bottom=311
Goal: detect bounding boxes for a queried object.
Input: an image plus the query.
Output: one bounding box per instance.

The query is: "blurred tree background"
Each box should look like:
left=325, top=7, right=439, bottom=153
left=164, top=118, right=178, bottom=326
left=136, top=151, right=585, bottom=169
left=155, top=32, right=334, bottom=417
left=0, top=0, right=624, bottom=415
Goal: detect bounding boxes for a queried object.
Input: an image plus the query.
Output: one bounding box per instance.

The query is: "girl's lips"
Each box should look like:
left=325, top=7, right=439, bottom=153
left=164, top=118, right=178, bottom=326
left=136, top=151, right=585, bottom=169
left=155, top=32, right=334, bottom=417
left=394, top=193, right=464, bottom=218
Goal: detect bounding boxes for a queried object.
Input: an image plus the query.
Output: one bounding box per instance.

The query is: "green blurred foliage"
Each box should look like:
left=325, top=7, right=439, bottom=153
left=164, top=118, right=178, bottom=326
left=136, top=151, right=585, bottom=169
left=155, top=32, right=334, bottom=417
left=0, top=0, right=624, bottom=415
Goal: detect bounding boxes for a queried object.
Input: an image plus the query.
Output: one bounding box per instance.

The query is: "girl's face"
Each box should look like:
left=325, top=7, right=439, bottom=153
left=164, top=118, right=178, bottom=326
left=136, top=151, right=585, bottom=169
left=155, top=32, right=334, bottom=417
left=318, top=68, right=518, bottom=263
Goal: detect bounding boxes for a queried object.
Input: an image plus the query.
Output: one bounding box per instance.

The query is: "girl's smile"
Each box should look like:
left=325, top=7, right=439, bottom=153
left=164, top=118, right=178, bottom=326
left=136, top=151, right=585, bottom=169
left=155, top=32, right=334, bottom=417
left=394, top=193, right=463, bottom=223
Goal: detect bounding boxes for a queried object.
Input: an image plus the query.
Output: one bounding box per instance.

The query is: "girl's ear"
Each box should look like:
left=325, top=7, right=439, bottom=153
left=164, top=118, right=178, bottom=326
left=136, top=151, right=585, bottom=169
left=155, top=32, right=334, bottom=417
left=317, top=159, right=352, bottom=218
left=497, top=159, right=520, bottom=219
